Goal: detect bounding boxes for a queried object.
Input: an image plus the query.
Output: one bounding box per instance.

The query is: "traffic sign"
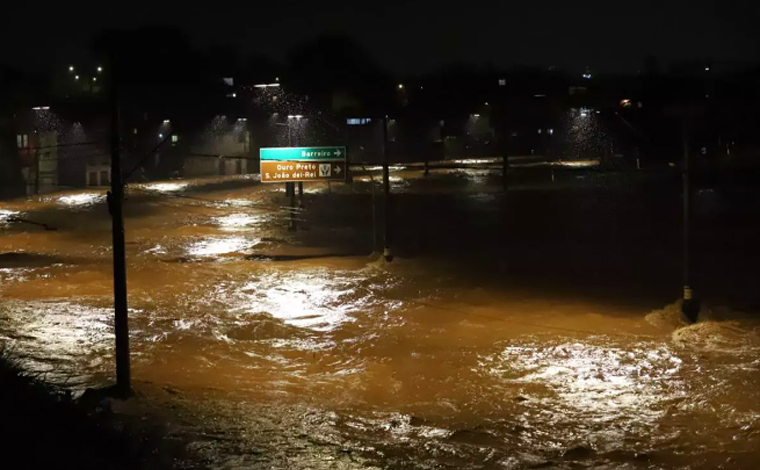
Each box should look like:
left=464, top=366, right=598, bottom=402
left=260, top=146, right=345, bottom=162
left=259, top=146, right=347, bottom=183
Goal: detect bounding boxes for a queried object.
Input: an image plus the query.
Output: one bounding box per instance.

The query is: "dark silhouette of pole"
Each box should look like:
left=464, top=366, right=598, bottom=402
left=34, top=150, right=40, bottom=194
left=382, top=116, right=393, bottom=261
left=502, top=153, right=508, bottom=191
left=501, top=121, right=509, bottom=191
left=288, top=182, right=297, bottom=231
left=298, top=182, right=304, bottom=207
left=681, top=119, right=699, bottom=323
left=107, top=50, right=131, bottom=397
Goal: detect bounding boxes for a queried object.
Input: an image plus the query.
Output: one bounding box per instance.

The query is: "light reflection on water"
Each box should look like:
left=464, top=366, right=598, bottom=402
left=54, top=193, right=105, bottom=207
left=139, top=182, right=189, bottom=193
left=0, top=300, right=114, bottom=385
left=213, top=213, right=265, bottom=231
left=482, top=341, right=683, bottom=431
left=232, top=270, right=376, bottom=332
left=185, top=237, right=260, bottom=257
left=0, top=209, right=20, bottom=225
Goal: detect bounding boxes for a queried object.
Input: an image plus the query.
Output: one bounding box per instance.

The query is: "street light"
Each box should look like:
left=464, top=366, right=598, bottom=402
left=97, top=66, right=103, bottom=73
left=74, top=75, right=80, bottom=80
left=254, top=83, right=280, bottom=88
left=69, top=65, right=74, bottom=72
left=398, top=84, right=404, bottom=90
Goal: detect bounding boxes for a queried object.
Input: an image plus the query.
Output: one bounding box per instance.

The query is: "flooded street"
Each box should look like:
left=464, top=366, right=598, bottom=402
left=2, top=169, right=760, bottom=469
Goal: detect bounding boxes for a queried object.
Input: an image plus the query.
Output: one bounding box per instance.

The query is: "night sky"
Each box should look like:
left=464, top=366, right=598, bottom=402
left=3, top=0, right=758, bottom=75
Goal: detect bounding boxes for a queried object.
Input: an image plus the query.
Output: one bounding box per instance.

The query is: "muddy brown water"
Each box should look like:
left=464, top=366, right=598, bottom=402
left=2, top=171, right=760, bottom=469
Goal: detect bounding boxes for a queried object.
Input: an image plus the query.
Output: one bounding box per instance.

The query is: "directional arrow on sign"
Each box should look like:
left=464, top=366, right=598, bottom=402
left=335, top=165, right=342, bottom=174
left=335, top=149, right=342, bottom=157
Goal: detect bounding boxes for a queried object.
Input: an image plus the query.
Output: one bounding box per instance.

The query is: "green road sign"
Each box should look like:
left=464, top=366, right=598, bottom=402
left=260, top=146, right=346, bottom=162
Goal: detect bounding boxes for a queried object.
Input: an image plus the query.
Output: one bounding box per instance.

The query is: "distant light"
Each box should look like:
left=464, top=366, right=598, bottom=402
left=548, top=128, right=554, bottom=135
left=580, top=108, right=589, bottom=117
left=68, top=66, right=74, bottom=72
left=232, top=93, right=237, bottom=98
left=97, top=66, right=103, bottom=73
left=347, top=118, right=372, bottom=125
left=287, top=115, right=304, bottom=120
left=398, top=84, right=404, bottom=89
left=92, top=77, right=97, bottom=82
left=704, top=66, right=710, bottom=72
left=485, top=102, right=489, bottom=106
left=74, top=75, right=79, bottom=80
left=162, top=119, right=170, bottom=124
left=534, top=94, right=547, bottom=98
left=32, top=106, right=50, bottom=111
left=582, top=73, right=592, bottom=79
left=158, top=133, right=164, bottom=139
left=254, top=83, right=280, bottom=88
left=498, top=79, right=506, bottom=86
left=275, top=77, right=280, bottom=82
left=620, top=99, right=632, bottom=107
left=471, top=114, right=480, bottom=118
left=237, top=118, right=247, bottom=122
left=538, top=129, right=542, bottom=134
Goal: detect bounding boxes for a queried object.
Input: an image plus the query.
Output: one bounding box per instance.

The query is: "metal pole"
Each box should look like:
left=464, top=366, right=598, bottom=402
left=681, top=119, right=699, bottom=323
left=34, top=150, right=40, bottom=194
left=288, top=182, right=297, bottom=231
left=372, top=180, right=378, bottom=252
left=298, top=182, right=304, bottom=208
left=502, top=124, right=508, bottom=191
left=382, top=116, right=393, bottom=261
left=107, top=49, right=131, bottom=397
left=502, top=154, right=508, bottom=191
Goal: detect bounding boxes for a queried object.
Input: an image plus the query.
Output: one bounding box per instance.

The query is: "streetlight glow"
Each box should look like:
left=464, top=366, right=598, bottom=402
left=97, top=66, right=103, bottom=73
left=32, top=106, right=50, bottom=111
left=398, top=84, right=404, bottom=90
left=163, top=119, right=170, bottom=124
left=74, top=75, right=79, bottom=80
left=287, top=115, right=304, bottom=119
left=69, top=66, right=74, bottom=72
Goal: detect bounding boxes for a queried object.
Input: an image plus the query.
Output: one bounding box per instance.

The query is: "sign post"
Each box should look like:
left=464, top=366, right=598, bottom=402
left=260, top=146, right=347, bottom=231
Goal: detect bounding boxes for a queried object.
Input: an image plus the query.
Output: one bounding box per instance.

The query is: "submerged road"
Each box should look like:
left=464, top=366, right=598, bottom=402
left=1, top=168, right=760, bottom=469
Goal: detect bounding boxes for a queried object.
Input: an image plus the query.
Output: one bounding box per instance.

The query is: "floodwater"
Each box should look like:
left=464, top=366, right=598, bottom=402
left=2, top=168, right=760, bottom=469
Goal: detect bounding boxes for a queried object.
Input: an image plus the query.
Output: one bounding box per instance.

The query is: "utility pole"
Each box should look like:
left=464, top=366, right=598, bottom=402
left=681, top=119, right=699, bottom=323
left=382, top=115, right=393, bottom=262
left=34, top=150, right=40, bottom=195
left=107, top=48, right=131, bottom=397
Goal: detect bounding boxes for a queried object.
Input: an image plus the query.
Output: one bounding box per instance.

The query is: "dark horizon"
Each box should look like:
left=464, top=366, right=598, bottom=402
left=3, top=0, right=759, bottom=76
